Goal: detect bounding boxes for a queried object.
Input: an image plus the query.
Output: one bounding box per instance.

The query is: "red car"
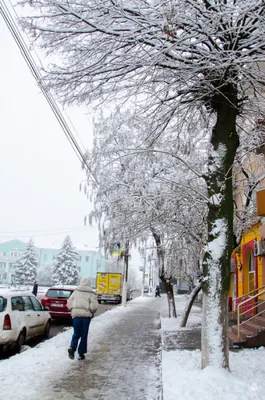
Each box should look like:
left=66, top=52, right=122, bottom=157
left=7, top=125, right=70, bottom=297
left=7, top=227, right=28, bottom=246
left=41, top=286, right=75, bottom=319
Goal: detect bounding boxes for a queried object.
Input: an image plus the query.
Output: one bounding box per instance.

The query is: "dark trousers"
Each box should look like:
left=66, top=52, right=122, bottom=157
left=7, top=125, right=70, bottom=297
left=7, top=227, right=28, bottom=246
left=70, top=317, right=91, bottom=355
left=155, top=292, right=161, bottom=297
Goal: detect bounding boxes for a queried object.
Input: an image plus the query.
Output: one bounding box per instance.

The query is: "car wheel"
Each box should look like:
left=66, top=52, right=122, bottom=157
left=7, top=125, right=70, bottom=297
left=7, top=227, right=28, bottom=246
left=43, top=320, right=51, bottom=339
left=16, top=331, right=25, bottom=353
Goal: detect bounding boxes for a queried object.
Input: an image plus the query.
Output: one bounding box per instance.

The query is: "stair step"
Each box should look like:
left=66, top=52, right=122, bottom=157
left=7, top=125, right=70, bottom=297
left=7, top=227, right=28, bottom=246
left=253, top=316, right=265, bottom=326
left=228, top=331, right=246, bottom=347
left=230, top=325, right=257, bottom=340
left=242, top=321, right=265, bottom=336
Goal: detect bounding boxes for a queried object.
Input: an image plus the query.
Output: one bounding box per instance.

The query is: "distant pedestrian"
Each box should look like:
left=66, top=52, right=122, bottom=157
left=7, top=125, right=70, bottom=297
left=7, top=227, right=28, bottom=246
left=32, top=281, right=38, bottom=296
left=155, top=285, right=161, bottom=298
left=67, top=277, right=98, bottom=360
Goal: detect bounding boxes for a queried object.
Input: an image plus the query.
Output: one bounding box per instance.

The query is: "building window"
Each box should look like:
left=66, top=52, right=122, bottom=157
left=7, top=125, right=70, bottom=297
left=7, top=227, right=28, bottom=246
left=3, top=252, right=6, bottom=256
left=85, top=256, right=89, bottom=262
left=43, top=254, right=47, bottom=261
left=10, top=252, right=13, bottom=257
left=79, top=255, right=82, bottom=261
left=78, top=266, right=81, bottom=272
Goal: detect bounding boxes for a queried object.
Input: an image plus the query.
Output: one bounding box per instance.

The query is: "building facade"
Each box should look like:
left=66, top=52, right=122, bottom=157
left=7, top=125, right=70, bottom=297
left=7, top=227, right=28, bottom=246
left=0, top=240, right=106, bottom=287
left=229, top=119, right=265, bottom=311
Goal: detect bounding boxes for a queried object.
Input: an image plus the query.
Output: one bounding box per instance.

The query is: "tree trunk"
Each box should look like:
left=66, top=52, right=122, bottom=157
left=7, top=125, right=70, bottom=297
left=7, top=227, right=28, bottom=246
left=202, top=81, right=239, bottom=369
left=152, top=229, right=177, bottom=318
left=180, top=282, right=202, bottom=327
left=161, top=277, right=177, bottom=318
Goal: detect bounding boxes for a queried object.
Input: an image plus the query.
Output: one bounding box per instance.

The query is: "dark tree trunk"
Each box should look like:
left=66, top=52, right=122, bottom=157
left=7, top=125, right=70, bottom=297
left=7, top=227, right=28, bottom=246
left=180, top=282, right=202, bottom=327
left=152, top=229, right=177, bottom=318
left=201, top=81, right=239, bottom=369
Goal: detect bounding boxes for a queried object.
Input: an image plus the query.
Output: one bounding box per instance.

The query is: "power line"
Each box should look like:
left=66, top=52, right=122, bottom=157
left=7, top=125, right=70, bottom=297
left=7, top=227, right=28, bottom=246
left=0, top=0, right=98, bottom=186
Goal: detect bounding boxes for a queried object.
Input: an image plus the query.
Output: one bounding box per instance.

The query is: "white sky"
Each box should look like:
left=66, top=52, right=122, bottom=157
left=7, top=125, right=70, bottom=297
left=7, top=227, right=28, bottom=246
left=0, top=4, right=142, bottom=269
left=0, top=7, right=98, bottom=250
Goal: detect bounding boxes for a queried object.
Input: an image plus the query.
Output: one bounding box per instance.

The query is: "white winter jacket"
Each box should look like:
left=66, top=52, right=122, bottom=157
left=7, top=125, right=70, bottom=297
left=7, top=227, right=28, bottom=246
left=67, top=277, right=98, bottom=318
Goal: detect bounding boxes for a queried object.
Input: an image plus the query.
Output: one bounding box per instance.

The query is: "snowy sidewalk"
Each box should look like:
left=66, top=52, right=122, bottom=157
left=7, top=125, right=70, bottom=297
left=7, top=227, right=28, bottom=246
left=53, top=296, right=164, bottom=399
left=0, top=296, right=167, bottom=400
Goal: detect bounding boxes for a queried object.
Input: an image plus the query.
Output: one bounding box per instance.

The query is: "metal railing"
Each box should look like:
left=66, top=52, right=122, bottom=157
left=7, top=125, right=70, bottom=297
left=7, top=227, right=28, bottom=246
left=232, top=284, right=265, bottom=312
left=236, top=288, right=265, bottom=340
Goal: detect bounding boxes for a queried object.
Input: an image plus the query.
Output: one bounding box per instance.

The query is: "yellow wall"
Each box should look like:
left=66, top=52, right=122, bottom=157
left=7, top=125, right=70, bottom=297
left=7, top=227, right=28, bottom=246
left=235, top=223, right=263, bottom=297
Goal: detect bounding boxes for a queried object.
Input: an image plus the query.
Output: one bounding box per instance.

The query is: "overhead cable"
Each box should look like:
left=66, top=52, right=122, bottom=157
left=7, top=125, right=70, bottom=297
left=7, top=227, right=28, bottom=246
left=0, top=0, right=98, bottom=186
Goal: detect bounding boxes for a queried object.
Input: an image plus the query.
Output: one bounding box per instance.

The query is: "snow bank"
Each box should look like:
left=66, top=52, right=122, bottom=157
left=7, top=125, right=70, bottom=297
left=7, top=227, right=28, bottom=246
left=163, top=348, right=265, bottom=400
left=162, top=293, right=265, bottom=400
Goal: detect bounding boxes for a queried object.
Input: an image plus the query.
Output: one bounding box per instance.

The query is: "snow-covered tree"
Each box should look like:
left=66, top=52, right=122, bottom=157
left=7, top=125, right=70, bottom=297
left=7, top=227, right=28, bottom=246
left=21, top=0, right=265, bottom=370
left=85, top=109, right=206, bottom=318
left=37, top=263, right=53, bottom=286
left=13, top=239, right=38, bottom=285
left=52, top=236, right=79, bottom=285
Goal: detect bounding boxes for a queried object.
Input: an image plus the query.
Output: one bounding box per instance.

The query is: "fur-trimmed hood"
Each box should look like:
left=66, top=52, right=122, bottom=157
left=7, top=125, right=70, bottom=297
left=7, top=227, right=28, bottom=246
left=75, top=277, right=95, bottom=293
left=67, top=277, right=98, bottom=318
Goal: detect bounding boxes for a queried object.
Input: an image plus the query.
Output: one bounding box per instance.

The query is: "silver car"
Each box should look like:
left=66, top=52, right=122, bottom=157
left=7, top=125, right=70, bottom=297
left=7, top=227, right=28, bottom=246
left=0, top=289, right=51, bottom=353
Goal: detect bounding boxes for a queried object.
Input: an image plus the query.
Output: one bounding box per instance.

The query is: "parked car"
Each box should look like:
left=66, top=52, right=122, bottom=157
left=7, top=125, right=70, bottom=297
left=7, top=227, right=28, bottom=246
left=0, top=289, right=51, bottom=353
left=144, top=286, right=149, bottom=293
left=41, top=286, right=75, bottom=319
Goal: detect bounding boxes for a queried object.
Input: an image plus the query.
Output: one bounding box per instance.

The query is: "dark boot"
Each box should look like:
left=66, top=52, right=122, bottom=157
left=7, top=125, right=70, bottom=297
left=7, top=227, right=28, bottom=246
left=78, top=354, right=85, bottom=360
left=68, top=347, right=75, bottom=360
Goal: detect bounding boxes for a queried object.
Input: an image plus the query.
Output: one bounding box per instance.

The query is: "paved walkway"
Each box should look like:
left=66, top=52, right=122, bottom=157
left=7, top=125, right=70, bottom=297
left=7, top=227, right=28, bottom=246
left=52, top=297, right=165, bottom=400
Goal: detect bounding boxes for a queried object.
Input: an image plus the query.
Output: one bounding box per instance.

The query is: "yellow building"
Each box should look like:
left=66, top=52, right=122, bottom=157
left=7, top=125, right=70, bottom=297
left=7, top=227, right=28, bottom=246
left=231, top=118, right=265, bottom=312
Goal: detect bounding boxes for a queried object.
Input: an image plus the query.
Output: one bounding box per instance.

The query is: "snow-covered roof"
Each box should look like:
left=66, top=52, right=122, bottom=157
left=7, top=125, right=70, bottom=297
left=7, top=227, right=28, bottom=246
left=0, top=239, right=26, bottom=245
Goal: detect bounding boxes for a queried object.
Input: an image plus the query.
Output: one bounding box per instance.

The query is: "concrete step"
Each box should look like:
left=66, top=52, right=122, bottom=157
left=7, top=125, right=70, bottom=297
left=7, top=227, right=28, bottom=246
left=228, top=331, right=246, bottom=347
left=252, top=316, right=265, bottom=326
left=230, top=325, right=257, bottom=341
left=242, top=320, right=265, bottom=336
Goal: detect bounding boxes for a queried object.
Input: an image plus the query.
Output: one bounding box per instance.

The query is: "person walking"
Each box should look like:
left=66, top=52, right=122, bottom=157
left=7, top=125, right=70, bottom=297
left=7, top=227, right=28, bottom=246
left=32, top=281, right=38, bottom=296
left=155, top=285, right=161, bottom=298
left=67, top=277, right=98, bottom=360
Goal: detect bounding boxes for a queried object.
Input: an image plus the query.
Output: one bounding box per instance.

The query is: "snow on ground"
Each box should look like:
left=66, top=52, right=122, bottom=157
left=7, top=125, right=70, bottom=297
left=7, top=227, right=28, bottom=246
left=0, top=297, right=152, bottom=400
left=163, top=348, right=265, bottom=400
left=162, top=295, right=265, bottom=400
left=1, top=293, right=265, bottom=399
left=161, top=294, right=202, bottom=330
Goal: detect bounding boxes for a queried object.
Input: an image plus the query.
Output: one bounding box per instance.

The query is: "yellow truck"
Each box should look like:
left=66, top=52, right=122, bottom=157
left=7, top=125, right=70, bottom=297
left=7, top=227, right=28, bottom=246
left=96, top=273, right=123, bottom=304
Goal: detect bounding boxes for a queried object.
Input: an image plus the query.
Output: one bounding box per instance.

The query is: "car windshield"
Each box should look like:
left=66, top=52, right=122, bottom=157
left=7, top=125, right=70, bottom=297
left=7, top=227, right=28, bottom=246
left=0, top=296, right=7, bottom=312
left=46, top=289, right=73, bottom=298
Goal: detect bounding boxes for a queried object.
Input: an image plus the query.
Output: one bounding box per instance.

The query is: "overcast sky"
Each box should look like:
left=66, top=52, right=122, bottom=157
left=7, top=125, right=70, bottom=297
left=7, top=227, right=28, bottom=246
left=0, top=5, right=142, bottom=270
left=0, top=8, right=99, bottom=250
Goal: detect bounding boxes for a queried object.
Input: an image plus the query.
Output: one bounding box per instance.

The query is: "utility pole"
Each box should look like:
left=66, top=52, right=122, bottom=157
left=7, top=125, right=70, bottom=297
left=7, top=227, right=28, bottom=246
left=122, top=240, right=129, bottom=307
left=141, top=253, right=146, bottom=297
left=148, top=254, right=152, bottom=293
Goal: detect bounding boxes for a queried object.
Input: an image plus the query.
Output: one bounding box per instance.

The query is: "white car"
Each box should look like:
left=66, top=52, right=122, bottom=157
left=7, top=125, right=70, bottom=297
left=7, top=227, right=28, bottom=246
left=0, top=289, right=51, bottom=353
